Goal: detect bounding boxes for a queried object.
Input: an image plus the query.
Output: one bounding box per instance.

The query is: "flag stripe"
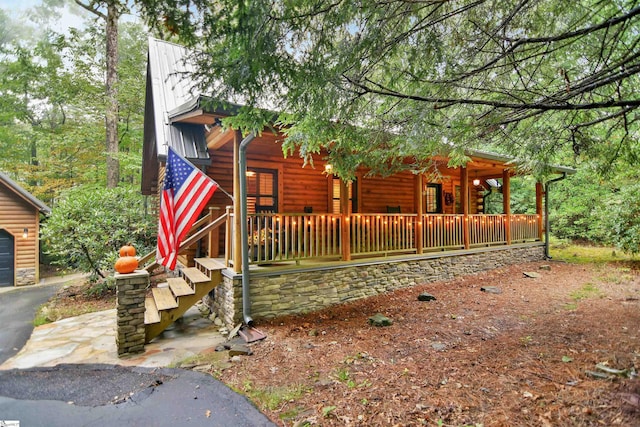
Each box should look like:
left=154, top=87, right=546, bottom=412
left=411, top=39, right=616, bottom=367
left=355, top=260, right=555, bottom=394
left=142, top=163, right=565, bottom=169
left=156, top=147, right=218, bottom=270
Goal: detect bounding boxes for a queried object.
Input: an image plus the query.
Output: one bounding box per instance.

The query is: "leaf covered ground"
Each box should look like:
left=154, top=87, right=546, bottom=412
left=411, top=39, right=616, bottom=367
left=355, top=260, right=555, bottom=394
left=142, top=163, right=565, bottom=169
left=209, top=261, right=640, bottom=426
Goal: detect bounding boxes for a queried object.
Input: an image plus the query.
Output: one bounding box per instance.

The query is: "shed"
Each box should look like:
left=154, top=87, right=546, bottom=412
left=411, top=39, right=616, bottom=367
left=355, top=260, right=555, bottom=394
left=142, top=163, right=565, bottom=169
left=0, top=172, right=51, bottom=286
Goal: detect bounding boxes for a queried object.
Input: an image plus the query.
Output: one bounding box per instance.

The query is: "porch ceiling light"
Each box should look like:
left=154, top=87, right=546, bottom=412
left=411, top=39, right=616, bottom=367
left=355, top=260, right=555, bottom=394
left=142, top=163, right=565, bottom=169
left=473, top=178, right=481, bottom=186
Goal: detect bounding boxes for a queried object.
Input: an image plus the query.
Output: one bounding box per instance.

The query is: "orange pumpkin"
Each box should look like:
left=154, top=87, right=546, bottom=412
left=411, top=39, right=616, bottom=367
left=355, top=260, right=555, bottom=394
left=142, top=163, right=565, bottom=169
left=119, top=245, right=136, bottom=257
left=115, top=256, right=138, bottom=274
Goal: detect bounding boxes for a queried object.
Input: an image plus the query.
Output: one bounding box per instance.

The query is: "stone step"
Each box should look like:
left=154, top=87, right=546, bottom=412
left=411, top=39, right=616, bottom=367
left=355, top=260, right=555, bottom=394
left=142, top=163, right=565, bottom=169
left=144, top=297, right=161, bottom=324
left=152, top=287, right=178, bottom=310
left=167, top=277, right=195, bottom=297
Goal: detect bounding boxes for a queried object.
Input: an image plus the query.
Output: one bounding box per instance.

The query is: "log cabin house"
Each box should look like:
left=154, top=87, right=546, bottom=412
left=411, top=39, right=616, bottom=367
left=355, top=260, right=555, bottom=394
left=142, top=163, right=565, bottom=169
left=0, top=171, right=51, bottom=287
left=138, top=38, right=574, bottom=337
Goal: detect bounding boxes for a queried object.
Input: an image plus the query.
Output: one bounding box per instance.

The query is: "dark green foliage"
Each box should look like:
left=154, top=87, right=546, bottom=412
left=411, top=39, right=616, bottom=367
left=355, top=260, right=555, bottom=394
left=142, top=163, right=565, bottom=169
left=138, top=0, right=639, bottom=179
left=41, top=185, right=156, bottom=280
left=548, top=169, right=609, bottom=243
left=600, top=181, right=640, bottom=255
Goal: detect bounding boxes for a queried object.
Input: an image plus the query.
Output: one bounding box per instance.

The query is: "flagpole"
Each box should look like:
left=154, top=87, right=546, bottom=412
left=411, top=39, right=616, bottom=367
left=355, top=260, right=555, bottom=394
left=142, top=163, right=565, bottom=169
left=217, top=186, right=234, bottom=202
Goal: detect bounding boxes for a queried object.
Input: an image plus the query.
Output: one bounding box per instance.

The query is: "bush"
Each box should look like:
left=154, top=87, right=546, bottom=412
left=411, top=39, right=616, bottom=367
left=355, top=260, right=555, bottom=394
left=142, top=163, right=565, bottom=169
left=548, top=169, right=610, bottom=243
left=601, top=182, right=640, bottom=255
left=41, top=184, right=156, bottom=280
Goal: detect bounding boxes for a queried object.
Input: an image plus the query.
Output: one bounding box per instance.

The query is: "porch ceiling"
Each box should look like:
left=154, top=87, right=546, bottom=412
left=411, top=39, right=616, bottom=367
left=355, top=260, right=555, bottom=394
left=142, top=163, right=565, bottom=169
left=428, top=155, right=513, bottom=180
left=170, top=109, right=222, bottom=125
left=206, top=127, right=235, bottom=150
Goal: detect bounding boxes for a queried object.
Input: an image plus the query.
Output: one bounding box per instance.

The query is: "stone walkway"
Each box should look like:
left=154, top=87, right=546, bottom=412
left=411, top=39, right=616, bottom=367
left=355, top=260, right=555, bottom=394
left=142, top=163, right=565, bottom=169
left=1, top=306, right=226, bottom=370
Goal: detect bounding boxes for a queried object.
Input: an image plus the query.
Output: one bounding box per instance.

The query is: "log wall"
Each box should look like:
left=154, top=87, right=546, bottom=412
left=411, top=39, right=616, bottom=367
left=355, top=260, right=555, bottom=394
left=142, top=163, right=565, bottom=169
left=0, top=183, right=40, bottom=286
left=199, top=131, right=495, bottom=255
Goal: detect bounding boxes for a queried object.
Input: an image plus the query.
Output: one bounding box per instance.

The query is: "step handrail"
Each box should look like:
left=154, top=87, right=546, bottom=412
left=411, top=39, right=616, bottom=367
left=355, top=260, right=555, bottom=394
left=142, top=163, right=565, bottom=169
left=178, top=212, right=228, bottom=252
left=138, top=212, right=228, bottom=268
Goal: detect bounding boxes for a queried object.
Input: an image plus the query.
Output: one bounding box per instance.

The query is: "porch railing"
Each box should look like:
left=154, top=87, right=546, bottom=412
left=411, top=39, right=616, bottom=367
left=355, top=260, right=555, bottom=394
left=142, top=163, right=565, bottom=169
left=510, top=214, right=540, bottom=242
left=423, top=214, right=465, bottom=250
left=241, top=212, right=541, bottom=265
left=247, top=213, right=343, bottom=264
left=468, top=214, right=507, bottom=246
left=350, top=214, right=417, bottom=255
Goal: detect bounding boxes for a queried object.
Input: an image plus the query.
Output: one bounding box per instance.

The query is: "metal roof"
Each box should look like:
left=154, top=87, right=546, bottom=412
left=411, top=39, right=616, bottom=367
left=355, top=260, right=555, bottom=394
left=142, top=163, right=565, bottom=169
left=0, top=172, right=51, bottom=214
left=142, top=37, right=213, bottom=194
left=145, top=37, right=209, bottom=159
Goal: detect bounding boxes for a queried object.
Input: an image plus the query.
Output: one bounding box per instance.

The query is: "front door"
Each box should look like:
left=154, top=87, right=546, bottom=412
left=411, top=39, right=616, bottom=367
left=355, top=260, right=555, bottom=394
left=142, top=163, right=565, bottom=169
left=0, top=229, right=14, bottom=287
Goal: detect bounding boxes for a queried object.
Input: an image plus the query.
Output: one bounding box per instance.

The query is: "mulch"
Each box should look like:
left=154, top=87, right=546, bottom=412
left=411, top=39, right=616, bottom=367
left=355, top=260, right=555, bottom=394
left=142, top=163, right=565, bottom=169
left=208, top=260, right=640, bottom=426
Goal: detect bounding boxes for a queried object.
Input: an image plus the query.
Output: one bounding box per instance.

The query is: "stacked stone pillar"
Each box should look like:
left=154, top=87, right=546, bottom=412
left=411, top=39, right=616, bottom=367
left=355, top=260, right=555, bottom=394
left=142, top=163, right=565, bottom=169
left=115, top=270, right=148, bottom=357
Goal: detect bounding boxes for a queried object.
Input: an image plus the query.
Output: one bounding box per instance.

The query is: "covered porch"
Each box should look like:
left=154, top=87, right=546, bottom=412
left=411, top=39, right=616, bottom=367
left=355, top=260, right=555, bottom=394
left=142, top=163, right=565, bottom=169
left=141, top=37, right=563, bottom=273
left=188, top=128, right=551, bottom=270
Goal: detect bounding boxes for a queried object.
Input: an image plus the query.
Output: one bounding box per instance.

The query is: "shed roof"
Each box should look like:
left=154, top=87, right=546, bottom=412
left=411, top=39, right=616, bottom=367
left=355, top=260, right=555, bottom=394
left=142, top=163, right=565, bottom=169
left=0, top=172, right=51, bottom=214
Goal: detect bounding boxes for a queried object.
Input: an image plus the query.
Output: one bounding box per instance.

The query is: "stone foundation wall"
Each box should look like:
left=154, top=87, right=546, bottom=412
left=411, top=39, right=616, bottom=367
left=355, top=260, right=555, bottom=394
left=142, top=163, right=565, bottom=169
left=15, top=268, right=36, bottom=286
left=115, top=270, right=148, bottom=357
left=213, top=275, right=241, bottom=328
left=215, top=244, right=545, bottom=326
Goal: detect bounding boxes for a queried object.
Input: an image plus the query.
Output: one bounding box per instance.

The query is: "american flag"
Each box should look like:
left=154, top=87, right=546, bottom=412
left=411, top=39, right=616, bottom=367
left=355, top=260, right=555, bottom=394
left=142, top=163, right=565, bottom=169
left=156, top=147, right=218, bottom=270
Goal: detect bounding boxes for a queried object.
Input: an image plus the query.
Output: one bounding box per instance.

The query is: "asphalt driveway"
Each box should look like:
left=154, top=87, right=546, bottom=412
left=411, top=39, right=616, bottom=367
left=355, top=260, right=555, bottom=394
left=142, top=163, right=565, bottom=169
left=0, top=281, right=62, bottom=363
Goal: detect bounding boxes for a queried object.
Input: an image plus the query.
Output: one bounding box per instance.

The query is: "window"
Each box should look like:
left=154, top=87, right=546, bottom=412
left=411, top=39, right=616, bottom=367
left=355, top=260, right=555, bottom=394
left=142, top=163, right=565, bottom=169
left=331, top=177, right=358, bottom=213
left=424, top=184, right=442, bottom=213
left=247, top=168, right=278, bottom=213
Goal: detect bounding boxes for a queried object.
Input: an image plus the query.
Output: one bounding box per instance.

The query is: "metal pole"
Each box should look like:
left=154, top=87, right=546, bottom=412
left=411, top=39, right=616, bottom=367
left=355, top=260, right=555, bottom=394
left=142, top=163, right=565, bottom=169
left=239, top=132, right=256, bottom=325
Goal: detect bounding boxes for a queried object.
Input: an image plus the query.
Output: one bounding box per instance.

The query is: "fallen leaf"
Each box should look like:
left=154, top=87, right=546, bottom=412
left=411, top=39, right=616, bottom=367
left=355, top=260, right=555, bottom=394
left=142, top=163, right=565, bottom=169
left=205, top=410, right=211, bottom=418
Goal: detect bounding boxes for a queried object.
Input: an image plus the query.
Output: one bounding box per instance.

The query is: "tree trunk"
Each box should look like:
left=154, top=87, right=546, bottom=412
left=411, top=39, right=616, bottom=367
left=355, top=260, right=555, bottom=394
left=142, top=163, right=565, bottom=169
left=105, top=1, right=119, bottom=188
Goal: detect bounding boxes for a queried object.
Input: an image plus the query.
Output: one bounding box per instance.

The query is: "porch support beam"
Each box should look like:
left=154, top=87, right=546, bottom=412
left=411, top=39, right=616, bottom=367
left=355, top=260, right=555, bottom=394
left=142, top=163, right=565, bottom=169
left=340, top=180, right=351, bottom=261
left=208, top=206, right=221, bottom=258
left=461, top=167, right=470, bottom=249
left=503, top=169, right=511, bottom=245
left=232, top=130, right=242, bottom=273
left=535, top=182, right=544, bottom=241
left=415, top=174, right=424, bottom=254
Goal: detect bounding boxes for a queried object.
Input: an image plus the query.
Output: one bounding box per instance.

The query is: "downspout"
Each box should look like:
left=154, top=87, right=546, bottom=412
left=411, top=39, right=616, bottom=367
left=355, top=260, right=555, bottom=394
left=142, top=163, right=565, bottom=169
left=239, top=132, right=256, bottom=325
left=544, top=172, right=567, bottom=259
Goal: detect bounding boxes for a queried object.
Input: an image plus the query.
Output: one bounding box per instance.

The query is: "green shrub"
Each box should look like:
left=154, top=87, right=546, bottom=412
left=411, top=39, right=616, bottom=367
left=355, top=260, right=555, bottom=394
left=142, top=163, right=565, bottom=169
left=41, top=184, right=156, bottom=280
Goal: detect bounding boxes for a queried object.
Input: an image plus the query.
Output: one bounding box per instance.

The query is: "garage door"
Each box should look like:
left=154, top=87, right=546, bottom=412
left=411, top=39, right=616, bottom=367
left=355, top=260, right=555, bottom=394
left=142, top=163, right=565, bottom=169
left=0, top=229, right=14, bottom=287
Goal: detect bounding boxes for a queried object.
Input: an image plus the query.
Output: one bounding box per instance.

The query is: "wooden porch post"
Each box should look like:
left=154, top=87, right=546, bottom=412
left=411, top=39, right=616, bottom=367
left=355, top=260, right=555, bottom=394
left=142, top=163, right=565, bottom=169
left=340, top=180, right=351, bottom=261
left=225, top=205, right=232, bottom=267
left=535, top=181, right=544, bottom=241
left=232, top=130, right=243, bottom=273
left=503, top=169, right=511, bottom=245
left=414, top=174, right=424, bottom=254
left=208, top=206, right=221, bottom=258
left=461, top=167, right=470, bottom=249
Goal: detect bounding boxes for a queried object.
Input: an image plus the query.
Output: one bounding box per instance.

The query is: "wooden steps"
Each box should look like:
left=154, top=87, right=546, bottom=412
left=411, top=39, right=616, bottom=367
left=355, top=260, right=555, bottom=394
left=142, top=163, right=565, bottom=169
left=144, top=297, right=160, bottom=324
left=152, top=287, right=179, bottom=310
left=167, top=277, right=195, bottom=297
left=194, top=258, right=226, bottom=276
left=143, top=257, right=226, bottom=343
left=180, top=267, right=210, bottom=286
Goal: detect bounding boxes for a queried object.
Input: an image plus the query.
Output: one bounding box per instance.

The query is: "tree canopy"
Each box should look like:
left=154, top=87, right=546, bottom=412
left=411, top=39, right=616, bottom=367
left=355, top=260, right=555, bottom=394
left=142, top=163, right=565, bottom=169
left=140, top=0, right=640, bottom=178
left=0, top=10, right=147, bottom=203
